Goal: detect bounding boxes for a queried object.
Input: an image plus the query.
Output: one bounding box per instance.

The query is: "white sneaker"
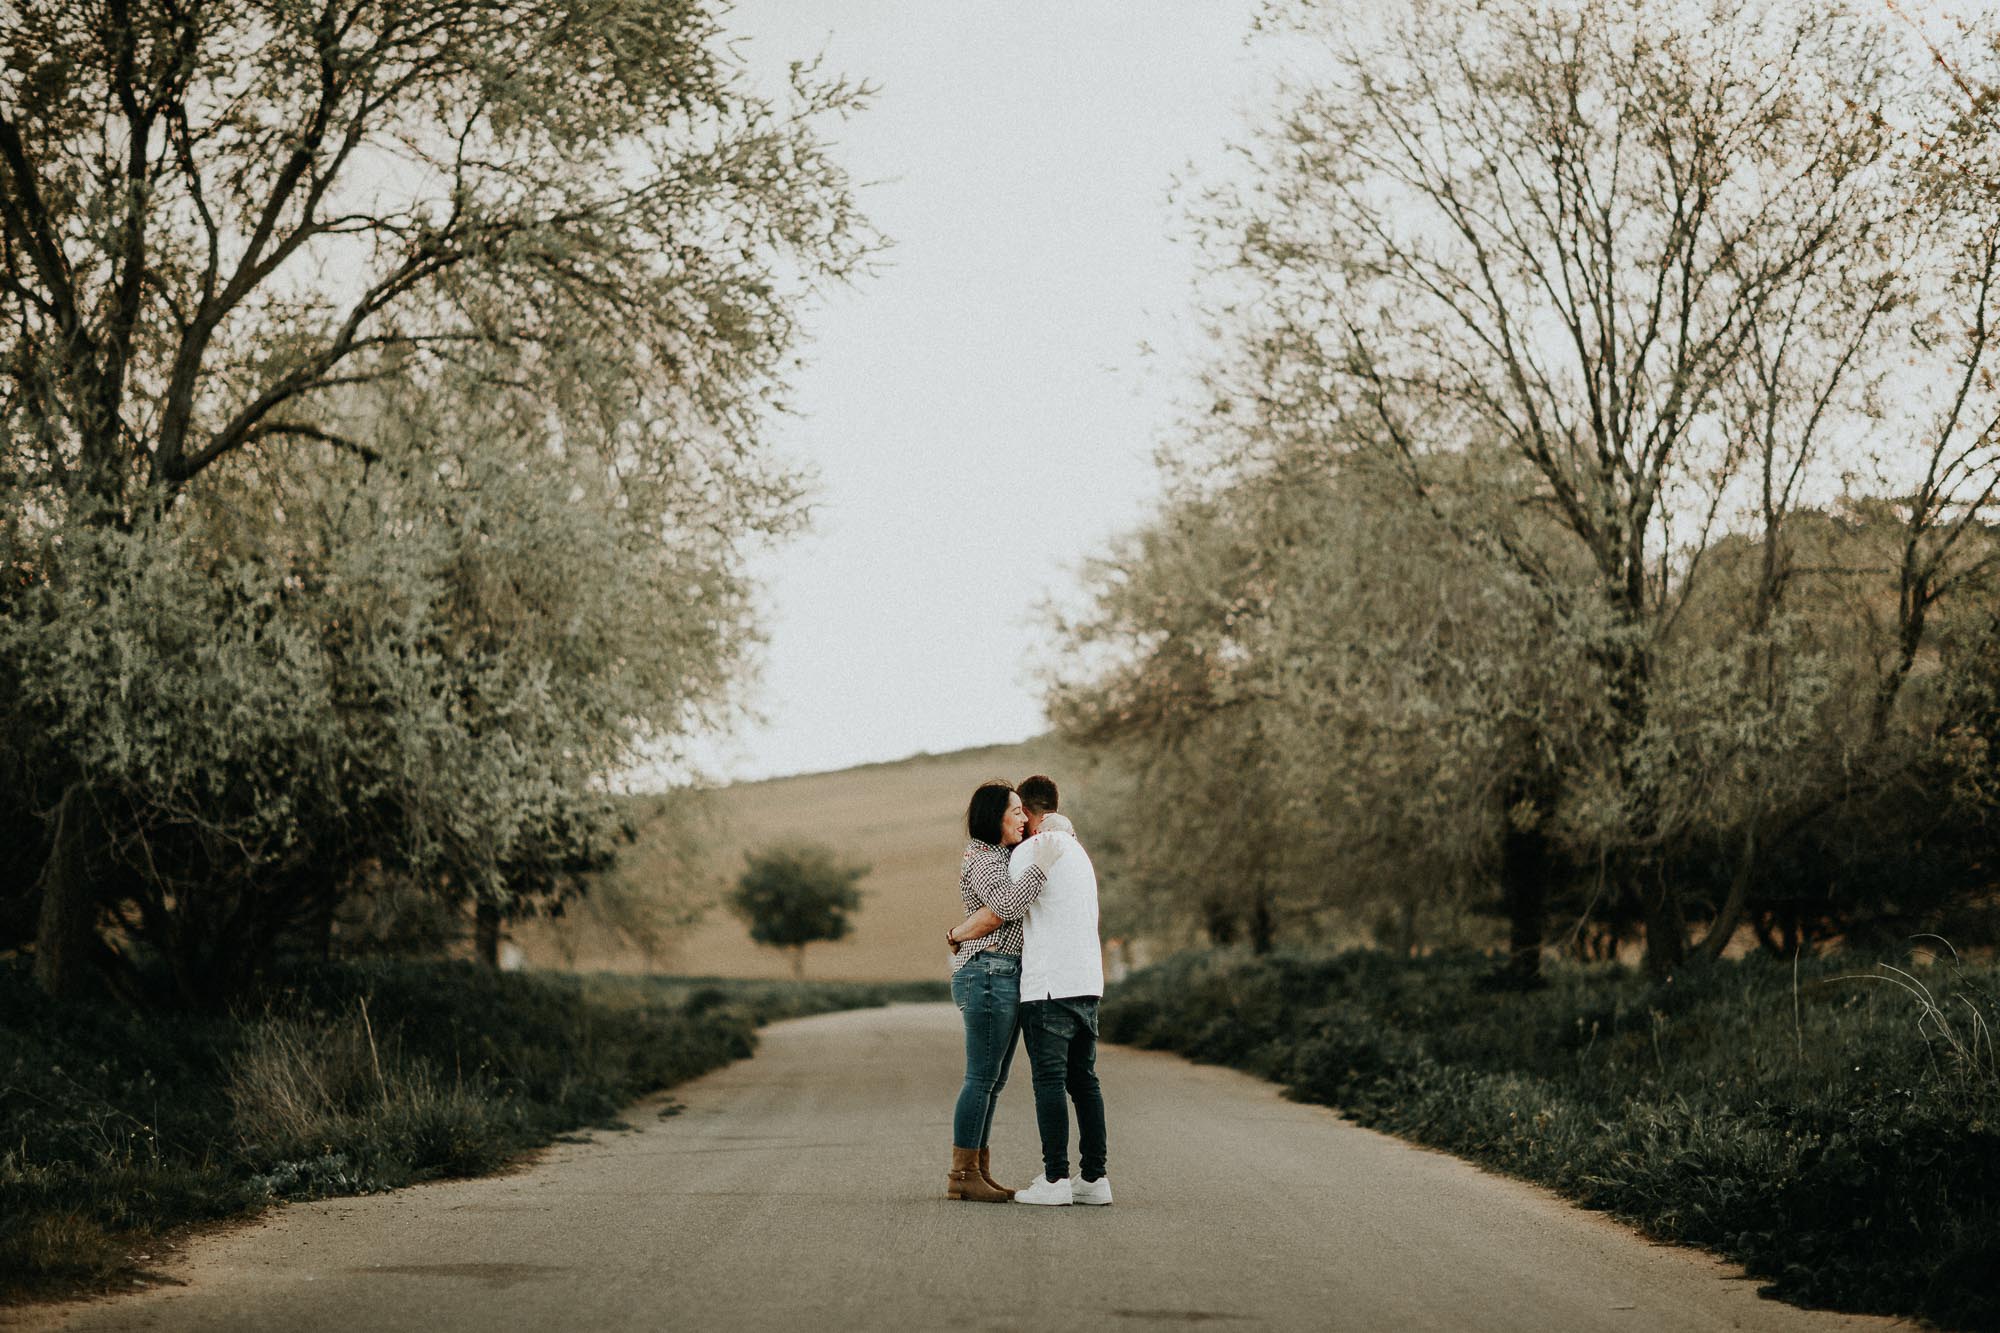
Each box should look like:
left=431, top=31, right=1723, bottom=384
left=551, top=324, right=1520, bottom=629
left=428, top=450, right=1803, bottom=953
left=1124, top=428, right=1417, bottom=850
left=1072, top=1175, right=1113, bottom=1206
left=1013, top=1174, right=1072, bottom=1205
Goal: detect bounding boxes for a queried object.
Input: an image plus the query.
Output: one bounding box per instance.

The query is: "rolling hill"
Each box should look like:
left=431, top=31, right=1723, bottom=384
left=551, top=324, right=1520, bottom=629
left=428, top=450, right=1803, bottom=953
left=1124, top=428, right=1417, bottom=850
left=512, top=740, right=1104, bottom=981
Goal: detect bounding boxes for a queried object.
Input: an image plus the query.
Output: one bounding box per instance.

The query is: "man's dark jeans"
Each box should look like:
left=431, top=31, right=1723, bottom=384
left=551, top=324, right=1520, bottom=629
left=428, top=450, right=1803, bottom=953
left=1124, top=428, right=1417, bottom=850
left=950, top=952, right=1020, bottom=1149
left=1018, top=996, right=1107, bottom=1182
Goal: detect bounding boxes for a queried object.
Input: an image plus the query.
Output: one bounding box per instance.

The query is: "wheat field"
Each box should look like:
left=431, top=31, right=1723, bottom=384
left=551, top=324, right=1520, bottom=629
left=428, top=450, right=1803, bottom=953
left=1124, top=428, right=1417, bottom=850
left=512, top=741, right=1096, bottom=981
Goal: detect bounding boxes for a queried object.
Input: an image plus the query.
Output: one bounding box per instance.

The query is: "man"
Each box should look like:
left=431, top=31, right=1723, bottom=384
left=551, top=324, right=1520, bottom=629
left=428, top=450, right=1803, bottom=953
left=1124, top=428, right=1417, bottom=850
left=949, top=774, right=1110, bottom=1206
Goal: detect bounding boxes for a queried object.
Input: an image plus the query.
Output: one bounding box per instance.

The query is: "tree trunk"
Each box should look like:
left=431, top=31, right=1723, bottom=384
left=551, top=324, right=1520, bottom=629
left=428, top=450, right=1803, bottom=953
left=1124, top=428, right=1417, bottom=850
left=1779, top=910, right=1814, bottom=958
left=474, top=900, right=501, bottom=968
left=791, top=947, right=805, bottom=981
left=1499, top=815, right=1551, bottom=985
left=1870, top=558, right=1932, bottom=743
left=1602, top=632, right=1686, bottom=978
left=34, top=784, right=102, bottom=998
left=309, top=885, right=337, bottom=961
left=1202, top=899, right=1238, bottom=946
left=1693, top=819, right=1758, bottom=960
left=1641, top=866, right=1687, bottom=978
left=1248, top=885, right=1274, bottom=955
left=1497, top=758, right=1557, bottom=985
left=35, top=415, right=137, bottom=1000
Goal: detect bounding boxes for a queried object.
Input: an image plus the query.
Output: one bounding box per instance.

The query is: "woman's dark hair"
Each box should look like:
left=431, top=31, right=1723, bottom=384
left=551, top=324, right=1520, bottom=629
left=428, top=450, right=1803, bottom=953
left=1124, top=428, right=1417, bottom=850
left=965, top=780, right=1016, bottom=847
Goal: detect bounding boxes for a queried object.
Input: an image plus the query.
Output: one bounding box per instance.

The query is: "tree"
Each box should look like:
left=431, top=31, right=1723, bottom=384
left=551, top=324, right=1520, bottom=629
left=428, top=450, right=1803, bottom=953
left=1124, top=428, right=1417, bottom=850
left=728, top=843, right=865, bottom=979
left=1050, top=444, right=1604, bottom=973
left=1054, top=0, right=2000, bottom=976
left=1181, top=0, right=1927, bottom=973
left=530, top=789, right=720, bottom=971
left=1, top=0, right=877, bottom=997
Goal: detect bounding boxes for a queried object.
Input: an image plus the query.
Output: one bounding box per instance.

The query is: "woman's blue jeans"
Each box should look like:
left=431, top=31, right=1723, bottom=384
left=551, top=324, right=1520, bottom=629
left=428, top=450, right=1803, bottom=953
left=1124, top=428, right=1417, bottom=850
left=950, top=952, right=1020, bottom=1149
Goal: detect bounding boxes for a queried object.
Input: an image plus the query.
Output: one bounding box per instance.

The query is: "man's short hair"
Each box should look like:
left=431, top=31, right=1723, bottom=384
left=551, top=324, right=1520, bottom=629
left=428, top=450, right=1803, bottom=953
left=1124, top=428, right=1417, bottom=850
left=1018, top=774, right=1059, bottom=814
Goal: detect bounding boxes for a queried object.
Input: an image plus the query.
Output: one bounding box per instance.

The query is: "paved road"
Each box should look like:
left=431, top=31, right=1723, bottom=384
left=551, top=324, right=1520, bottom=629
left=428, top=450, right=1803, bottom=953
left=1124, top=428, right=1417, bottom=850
left=9, top=1004, right=1895, bottom=1333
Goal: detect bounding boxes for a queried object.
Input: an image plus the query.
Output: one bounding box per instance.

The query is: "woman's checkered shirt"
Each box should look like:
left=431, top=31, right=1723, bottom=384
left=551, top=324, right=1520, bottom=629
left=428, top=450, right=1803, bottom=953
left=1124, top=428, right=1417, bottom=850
left=949, top=840, right=1048, bottom=973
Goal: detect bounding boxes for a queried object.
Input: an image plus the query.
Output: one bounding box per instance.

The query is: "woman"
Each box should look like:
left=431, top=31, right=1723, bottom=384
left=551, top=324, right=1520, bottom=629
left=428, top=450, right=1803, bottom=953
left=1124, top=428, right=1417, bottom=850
left=942, top=780, right=1063, bottom=1201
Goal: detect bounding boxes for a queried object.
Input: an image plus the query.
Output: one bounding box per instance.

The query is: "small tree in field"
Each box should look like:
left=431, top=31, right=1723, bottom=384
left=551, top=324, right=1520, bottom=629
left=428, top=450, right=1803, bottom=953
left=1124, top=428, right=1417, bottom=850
left=729, top=844, right=866, bottom=979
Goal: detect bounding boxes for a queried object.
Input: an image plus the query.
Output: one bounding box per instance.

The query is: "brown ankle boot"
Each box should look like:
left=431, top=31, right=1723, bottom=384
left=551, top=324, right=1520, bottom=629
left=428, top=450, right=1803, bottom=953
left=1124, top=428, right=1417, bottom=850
left=946, top=1146, right=1012, bottom=1202
left=977, top=1147, right=1016, bottom=1199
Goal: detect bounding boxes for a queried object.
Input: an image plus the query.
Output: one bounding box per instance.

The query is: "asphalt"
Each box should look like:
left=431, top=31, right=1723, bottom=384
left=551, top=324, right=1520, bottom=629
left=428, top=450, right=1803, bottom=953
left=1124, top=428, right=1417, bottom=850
left=7, top=1003, right=1899, bottom=1333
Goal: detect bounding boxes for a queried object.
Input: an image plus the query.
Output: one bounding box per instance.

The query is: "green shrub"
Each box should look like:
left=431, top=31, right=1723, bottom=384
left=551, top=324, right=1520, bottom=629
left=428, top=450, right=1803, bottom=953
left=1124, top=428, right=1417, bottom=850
left=1104, top=948, right=2000, bottom=1329
left=0, top=961, right=944, bottom=1304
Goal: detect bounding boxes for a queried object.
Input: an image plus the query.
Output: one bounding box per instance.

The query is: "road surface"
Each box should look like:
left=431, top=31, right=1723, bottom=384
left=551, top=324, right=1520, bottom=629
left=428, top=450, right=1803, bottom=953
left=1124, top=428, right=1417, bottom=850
left=8, top=1004, right=1896, bottom=1332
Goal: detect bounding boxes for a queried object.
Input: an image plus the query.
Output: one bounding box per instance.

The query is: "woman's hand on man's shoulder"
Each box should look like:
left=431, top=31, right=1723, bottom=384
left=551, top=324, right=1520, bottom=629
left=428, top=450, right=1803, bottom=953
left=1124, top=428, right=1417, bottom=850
left=1030, top=833, right=1067, bottom=871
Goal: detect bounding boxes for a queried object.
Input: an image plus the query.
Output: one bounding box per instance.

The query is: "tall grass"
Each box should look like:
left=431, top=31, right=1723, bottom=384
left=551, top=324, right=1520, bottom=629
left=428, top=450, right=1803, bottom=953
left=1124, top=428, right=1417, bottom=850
left=1103, top=947, right=2000, bottom=1329
left=0, top=961, right=946, bottom=1303
left=1828, top=937, right=1999, bottom=1107
left=225, top=1001, right=514, bottom=1191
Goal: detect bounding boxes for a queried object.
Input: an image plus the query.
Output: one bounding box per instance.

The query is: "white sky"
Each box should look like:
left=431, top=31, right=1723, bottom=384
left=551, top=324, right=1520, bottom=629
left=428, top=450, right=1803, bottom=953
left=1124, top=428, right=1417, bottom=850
left=669, top=1, right=1274, bottom=782
left=660, top=0, right=1993, bottom=786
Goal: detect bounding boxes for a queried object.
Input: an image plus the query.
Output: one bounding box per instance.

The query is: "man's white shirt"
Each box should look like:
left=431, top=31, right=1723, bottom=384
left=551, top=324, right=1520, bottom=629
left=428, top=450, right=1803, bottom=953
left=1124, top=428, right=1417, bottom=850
left=1007, top=816, right=1104, bottom=1002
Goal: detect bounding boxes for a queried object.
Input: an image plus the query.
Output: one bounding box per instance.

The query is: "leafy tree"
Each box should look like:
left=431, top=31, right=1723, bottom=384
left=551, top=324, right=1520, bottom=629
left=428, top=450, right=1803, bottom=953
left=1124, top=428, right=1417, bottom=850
left=1055, top=0, right=2000, bottom=976
left=1052, top=446, right=1605, bottom=973
left=0, top=0, right=878, bottom=998
left=727, top=843, right=866, bottom=980
left=525, top=790, right=721, bottom=970
left=1201, top=0, right=1917, bottom=974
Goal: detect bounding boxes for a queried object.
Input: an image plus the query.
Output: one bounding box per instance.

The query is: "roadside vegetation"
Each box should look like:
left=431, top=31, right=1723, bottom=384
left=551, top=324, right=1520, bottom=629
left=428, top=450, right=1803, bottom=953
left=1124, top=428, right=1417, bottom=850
left=1105, top=947, right=2000, bottom=1329
left=0, top=962, right=944, bottom=1304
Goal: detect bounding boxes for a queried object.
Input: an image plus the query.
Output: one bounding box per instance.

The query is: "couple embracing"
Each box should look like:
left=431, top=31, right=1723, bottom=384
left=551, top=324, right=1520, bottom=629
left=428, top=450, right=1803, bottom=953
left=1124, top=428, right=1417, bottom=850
left=943, top=775, right=1110, bottom=1207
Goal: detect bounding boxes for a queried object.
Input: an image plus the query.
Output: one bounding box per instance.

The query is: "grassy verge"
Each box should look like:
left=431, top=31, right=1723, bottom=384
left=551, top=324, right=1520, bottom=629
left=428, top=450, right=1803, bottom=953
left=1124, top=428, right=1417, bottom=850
left=1103, top=948, right=2000, bottom=1330
left=0, top=960, right=945, bottom=1304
